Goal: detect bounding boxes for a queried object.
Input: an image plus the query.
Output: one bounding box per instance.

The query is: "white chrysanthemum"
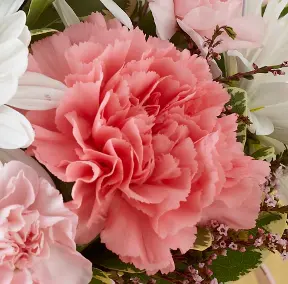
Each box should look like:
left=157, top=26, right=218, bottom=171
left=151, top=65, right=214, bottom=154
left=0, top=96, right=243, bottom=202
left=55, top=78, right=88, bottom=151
left=232, top=0, right=288, bottom=143
left=0, top=0, right=67, bottom=149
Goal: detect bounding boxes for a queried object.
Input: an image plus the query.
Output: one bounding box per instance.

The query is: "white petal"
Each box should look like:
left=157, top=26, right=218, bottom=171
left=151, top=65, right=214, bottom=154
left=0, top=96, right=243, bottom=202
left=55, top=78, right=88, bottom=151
left=0, top=11, right=26, bottom=43
left=0, top=0, right=24, bottom=17
left=0, top=149, right=55, bottom=186
left=243, top=0, right=263, bottom=16
left=53, top=0, right=80, bottom=27
left=0, top=73, right=18, bottom=105
left=226, top=50, right=253, bottom=73
left=9, top=72, right=66, bottom=110
left=0, top=39, right=28, bottom=78
left=99, top=0, right=133, bottom=29
left=0, top=105, right=34, bottom=149
left=250, top=82, right=288, bottom=109
left=18, top=25, right=31, bottom=47
left=149, top=0, right=177, bottom=40
left=249, top=111, right=275, bottom=136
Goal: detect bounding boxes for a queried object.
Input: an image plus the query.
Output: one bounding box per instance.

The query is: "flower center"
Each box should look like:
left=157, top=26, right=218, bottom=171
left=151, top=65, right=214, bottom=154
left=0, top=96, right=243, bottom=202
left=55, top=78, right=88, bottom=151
left=0, top=220, right=44, bottom=270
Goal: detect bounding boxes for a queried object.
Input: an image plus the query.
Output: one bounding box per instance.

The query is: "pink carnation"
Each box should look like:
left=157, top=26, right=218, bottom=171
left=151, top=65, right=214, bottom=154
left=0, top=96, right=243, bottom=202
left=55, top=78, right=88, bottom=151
left=0, top=161, right=92, bottom=284
left=149, top=0, right=265, bottom=52
left=26, top=13, right=270, bottom=274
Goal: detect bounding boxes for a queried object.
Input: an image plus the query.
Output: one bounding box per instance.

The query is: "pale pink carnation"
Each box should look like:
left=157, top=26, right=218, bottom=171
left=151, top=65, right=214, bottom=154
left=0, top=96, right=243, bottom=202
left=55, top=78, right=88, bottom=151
left=0, top=161, right=92, bottom=284
left=149, top=0, right=265, bottom=52
left=26, top=13, right=270, bottom=275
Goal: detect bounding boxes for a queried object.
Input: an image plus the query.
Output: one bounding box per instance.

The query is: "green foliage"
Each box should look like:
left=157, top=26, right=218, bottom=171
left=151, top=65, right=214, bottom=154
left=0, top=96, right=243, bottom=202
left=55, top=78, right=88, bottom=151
left=193, top=227, right=212, bottom=251
left=90, top=268, right=113, bottom=284
left=248, top=212, right=283, bottom=237
left=251, top=146, right=275, bottom=160
left=280, top=5, right=288, bottom=18
left=211, top=249, right=262, bottom=283
left=226, top=87, right=248, bottom=144
left=26, top=0, right=54, bottom=27
left=256, top=212, right=283, bottom=228
left=96, top=250, right=143, bottom=274
left=30, top=28, right=58, bottom=36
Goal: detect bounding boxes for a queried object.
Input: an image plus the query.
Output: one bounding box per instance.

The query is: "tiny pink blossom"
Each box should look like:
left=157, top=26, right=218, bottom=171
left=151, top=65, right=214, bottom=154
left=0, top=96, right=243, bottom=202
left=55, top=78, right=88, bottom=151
left=210, top=220, right=219, bottom=228
left=0, top=161, right=92, bottom=284
left=229, top=242, right=238, bottom=251
left=219, top=241, right=226, bottom=248
left=217, top=224, right=229, bottom=236
left=254, top=238, right=264, bottom=247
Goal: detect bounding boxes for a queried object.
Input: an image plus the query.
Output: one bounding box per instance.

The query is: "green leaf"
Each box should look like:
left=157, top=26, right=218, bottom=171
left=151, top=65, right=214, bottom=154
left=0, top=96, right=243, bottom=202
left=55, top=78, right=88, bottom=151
left=251, top=146, right=275, bottom=160
left=193, top=227, right=212, bottom=251
left=26, top=0, right=54, bottom=27
left=243, top=74, right=254, bottom=80
left=249, top=212, right=284, bottom=241
left=90, top=268, right=113, bottom=284
left=30, top=28, right=58, bottom=36
left=223, top=26, right=237, bottom=40
left=256, top=212, right=283, bottom=228
left=226, top=87, right=248, bottom=144
left=211, top=249, right=262, bottom=282
left=93, top=249, right=143, bottom=274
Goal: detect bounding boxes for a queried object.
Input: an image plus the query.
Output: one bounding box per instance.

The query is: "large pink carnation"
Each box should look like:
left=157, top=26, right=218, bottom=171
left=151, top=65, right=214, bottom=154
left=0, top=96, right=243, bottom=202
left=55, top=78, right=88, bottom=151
left=26, top=13, right=270, bottom=274
left=149, top=0, right=265, bottom=52
left=0, top=161, right=92, bottom=284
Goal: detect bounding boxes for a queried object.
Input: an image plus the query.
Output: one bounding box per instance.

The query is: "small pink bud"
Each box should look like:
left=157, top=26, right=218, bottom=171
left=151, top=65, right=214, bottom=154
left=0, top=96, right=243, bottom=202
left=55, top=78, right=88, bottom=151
left=239, top=247, right=246, bottom=253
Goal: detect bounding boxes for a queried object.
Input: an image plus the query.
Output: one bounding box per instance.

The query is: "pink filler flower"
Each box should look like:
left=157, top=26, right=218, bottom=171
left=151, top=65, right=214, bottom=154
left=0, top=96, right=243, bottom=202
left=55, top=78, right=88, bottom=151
left=26, top=13, right=270, bottom=274
left=149, top=0, right=265, bottom=52
left=0, top=161, right=92, bottom=284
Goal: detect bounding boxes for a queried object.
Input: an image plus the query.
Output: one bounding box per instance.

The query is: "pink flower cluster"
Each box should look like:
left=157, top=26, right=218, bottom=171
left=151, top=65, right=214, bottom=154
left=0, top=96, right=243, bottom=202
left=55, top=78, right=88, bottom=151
left=26, top=13, right=270, bottom=274
left=0, top=161, right=92, bottom=284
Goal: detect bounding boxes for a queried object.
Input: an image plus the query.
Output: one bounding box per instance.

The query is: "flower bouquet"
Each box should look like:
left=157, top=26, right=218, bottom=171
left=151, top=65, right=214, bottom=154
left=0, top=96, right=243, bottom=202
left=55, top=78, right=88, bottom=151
left=1, top=0, right=288, bottom=283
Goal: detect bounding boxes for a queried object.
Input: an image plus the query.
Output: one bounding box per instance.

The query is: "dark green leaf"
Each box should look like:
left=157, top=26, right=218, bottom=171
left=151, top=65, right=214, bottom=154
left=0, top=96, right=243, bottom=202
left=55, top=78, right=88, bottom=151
left=91, top=247, right=143, bottom=274
left=226, top=88, right=248, bottom=145
left=249, top=212, right=283, bottom=237
left=251, top=146, right=275, bottom=160
left=243, top=74, right=254, bottom=80
left=223, top=26, right=237, bottom=40
left=90, top=268, right=113, bottom=284
left=211, top=249, right=262, bottom=282
left=26, top=0, right=54, bottom=27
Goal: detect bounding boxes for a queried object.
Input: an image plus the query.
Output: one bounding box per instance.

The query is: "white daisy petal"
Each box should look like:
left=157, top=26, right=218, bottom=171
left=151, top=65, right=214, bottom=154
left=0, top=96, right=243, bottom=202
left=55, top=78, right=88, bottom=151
left=0, top=11, right=26, bottom=43
left=0, top=73, right=18, bottom=105
left=0, top=149, right=55, bottom=185
left=18, top=25, right=31, bottom=46
left=0, top=39, right=28, bottom=78
left=249, top=112, right=275, bottom=136
left=53, top=0, right=80, bottom=27
left=0, top=0, right=24, bottom=18
left=9, top=72, right=67, bottom=110
left=149, top=0, right=176, bottom=40
left=0, top=105, right=34, bottom=149
left=99, top=0, right=133, bottom=29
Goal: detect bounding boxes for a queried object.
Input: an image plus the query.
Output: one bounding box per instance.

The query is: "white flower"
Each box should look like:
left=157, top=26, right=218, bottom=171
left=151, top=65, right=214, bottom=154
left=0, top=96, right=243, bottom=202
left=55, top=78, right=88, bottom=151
left=232, top=0, right=288, bottom=143
left=0, top=0, right=67, bottom=149
left=53, top=0, right=80, bottom=27
left=99, top=0, right=133, bottom=29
